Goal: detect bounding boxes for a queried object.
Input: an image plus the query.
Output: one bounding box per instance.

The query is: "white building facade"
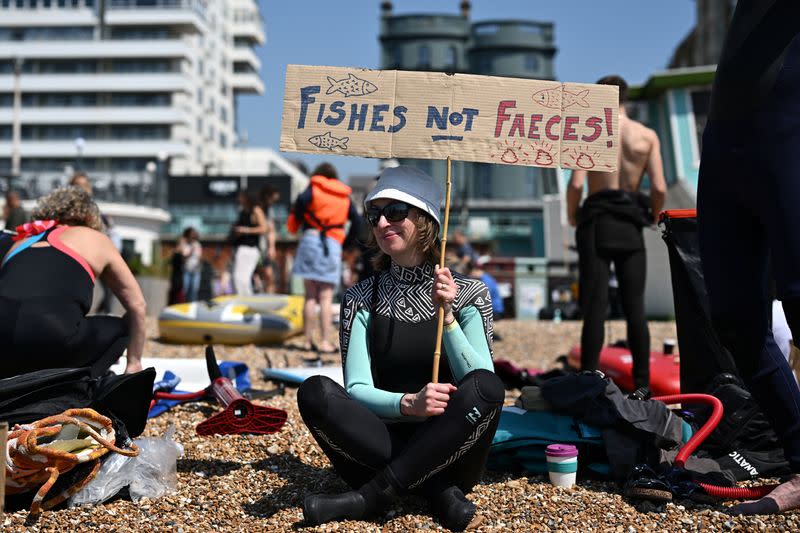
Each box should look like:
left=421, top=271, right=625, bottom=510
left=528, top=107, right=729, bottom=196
left=0, top=0, right=267, bottom=263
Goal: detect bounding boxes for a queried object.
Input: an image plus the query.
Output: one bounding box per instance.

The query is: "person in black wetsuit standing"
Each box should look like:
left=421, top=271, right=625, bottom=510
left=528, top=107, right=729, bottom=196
left=296, top=166, right=504, bottom=531
left=697, top=0, right=800, bottom=515
left=0, top=186, right=146, bottom=377
left=566, top=75, right=667, bottom=391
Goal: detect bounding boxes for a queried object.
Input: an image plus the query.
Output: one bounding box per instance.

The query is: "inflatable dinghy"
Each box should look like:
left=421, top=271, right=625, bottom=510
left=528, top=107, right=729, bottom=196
left=158, top=294, right=303, bottom=345
left=567, top=343, right=680, bottom=396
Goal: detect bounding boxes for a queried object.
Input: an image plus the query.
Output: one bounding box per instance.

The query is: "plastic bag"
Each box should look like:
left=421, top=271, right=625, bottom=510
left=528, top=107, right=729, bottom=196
left=71, top=424, right=184, bottom=506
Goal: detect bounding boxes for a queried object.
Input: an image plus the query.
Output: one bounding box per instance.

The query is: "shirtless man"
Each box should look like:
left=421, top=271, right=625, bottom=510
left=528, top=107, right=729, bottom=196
left=566, top=75, right=666, bottom=390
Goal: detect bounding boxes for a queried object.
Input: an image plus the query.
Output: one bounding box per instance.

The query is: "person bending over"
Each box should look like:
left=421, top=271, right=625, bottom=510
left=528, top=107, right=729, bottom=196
left=296, top=166, right=504, bottom=531
left=0, top=187, right=145, bottom=377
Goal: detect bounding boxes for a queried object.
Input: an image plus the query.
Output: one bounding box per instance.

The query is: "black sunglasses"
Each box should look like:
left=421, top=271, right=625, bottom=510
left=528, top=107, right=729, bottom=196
left=366, top=201, right=412, bottom=227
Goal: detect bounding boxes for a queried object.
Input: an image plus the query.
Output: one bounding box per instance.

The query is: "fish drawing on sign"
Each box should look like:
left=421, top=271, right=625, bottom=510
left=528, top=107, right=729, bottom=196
left=532, top=86, right=590, bottom=109
left=308, top=132, right=349, bottom=151
left=326, top=73, right=378, bottom=97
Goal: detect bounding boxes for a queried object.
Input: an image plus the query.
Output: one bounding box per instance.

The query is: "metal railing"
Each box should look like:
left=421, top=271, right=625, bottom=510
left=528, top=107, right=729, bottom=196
left=108, top=0, right=207, bottom=19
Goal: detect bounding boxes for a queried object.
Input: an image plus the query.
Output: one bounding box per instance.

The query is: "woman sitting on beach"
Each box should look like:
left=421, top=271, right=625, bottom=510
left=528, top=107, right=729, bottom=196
left=0, top=186, right=145, bottom=378
left=297, top=166, right=504, bottom=531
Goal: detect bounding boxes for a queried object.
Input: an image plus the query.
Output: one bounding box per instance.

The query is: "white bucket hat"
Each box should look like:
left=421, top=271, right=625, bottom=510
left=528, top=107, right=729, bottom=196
left=364, top=166, right=442, bottom=227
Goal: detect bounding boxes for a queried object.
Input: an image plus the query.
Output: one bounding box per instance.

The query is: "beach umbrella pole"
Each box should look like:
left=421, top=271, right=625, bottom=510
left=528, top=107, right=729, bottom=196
left=432, top=156, right=453, bottom=384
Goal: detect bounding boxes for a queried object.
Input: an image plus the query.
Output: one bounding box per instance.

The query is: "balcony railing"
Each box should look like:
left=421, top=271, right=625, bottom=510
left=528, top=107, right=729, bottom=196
left=108, top=0, right=207, bottom=20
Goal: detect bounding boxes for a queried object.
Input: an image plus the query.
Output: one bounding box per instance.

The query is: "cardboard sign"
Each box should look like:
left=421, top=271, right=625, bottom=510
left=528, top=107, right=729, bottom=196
left=280, top=65, right=619, bottom=171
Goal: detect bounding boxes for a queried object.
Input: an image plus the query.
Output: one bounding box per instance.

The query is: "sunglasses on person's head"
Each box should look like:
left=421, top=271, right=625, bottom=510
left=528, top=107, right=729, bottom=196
left=366, top=201, right=412, bottom=227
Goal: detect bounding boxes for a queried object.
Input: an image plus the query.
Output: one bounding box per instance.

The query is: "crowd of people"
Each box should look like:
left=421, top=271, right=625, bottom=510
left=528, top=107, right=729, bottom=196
left=2, top=4, right=799, bottom=524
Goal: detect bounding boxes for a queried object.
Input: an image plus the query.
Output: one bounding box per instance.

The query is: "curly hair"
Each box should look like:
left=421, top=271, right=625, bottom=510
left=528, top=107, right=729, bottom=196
left=368, top=208, right=441, bottom=271
left=31, top=186, right=103, bottom=231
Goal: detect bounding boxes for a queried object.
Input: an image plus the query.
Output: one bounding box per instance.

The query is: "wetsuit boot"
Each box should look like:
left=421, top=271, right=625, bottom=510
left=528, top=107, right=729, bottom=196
left=303, top=467, right=401, bottom=526
left=433, top=486, right=477, bottom=531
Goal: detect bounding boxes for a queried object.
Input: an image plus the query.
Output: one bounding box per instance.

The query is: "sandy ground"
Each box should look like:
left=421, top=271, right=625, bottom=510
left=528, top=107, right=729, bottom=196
left=3, top=318, right=799, bottom=532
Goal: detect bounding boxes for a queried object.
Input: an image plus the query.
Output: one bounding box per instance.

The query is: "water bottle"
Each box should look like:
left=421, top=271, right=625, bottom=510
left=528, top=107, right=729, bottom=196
left=553, top=308, right=562, bottom=324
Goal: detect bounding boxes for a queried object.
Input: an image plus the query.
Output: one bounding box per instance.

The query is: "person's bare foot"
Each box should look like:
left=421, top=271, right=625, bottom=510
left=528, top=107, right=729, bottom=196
left=730, top=474, right=800, bottom=515
left=316, top=341, right=339, bottom=354
left=288, top=339, right=315, bottom=351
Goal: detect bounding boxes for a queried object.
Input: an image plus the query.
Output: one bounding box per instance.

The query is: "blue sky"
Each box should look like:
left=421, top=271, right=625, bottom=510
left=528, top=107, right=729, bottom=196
left=238, top=0, right=696, bottom=181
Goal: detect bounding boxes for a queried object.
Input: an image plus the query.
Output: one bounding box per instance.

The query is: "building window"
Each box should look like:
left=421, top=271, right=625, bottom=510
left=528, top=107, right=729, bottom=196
left=474, top=24, right=499, bottom=36
left=445, top=46, right=457, bottom=71
left=478, top=56, right=492, bottom=73
left=418, top=45, right=431, bottom=69
left=525, top=54, right=539, bottom=72
left=220, top=132, right=227, bottom=147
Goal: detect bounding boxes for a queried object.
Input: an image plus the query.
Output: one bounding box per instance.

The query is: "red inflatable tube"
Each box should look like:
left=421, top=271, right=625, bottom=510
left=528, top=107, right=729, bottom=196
left=149, top=388, right=210, bottom=410
left=697, top=482, right=778, bottom=499
left=653, top=393, right=778, bottom=500
left=154, top=389, right=208, bottom=401
left=652, top=393, right=723, bottom=468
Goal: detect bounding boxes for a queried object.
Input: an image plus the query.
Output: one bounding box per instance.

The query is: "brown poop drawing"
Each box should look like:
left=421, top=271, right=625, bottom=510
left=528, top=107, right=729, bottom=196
left=534, top=150, right=553, bottom=166
left=500, top=148, right=519, bottom=164
left=575, top=152, right=595, bottom=169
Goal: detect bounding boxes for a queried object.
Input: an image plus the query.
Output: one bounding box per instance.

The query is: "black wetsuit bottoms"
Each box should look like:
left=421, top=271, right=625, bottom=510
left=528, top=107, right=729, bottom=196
left=697, top=33, right=800, bottom=472
left=576, top=195, right=650, bottom=390
left=297, top=369, right=504, bottom=495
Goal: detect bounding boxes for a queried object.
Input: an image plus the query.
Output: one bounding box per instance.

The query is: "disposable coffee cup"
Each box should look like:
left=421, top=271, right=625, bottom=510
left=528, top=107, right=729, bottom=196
left=663, top=339, right=676, bottom=355
left=545, top=444, right=578, bottom=488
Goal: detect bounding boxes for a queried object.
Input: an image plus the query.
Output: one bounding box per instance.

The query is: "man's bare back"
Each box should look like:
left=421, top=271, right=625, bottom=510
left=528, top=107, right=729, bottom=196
left=587, top=115, right=659, bottom=193
left=567, top=110, right=666, bottom=226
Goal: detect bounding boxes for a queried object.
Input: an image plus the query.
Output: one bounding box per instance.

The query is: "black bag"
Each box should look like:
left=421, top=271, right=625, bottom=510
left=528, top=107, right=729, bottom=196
left=693, top=375, right=791, bottom=480
left=0, top=366, right=155, bottom=438
left=661, top=212, right=738, bottom=393
left=661, top=211, right=789, bottom=480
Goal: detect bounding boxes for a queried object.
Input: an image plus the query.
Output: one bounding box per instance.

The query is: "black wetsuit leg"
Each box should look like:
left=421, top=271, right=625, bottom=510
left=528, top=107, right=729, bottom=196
left=577, top=224, right=610, bottom=374
left=578, top=218, right=650, bottom=389
left=698, top=34, right=800, bottom=472
left=297, top=369, right=504, bottom=493
left=614, top=248, right=650, bottom=389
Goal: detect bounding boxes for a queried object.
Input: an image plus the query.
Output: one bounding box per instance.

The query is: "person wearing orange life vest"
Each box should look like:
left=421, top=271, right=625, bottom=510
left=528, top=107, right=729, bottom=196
left=288, top=162, right=361, bottom=353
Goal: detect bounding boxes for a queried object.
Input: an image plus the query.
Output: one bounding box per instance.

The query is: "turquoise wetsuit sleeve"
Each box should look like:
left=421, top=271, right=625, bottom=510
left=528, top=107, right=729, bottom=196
left=344, top=308, right=404, bottom=419
left=443, top=305, right=494, bottom=381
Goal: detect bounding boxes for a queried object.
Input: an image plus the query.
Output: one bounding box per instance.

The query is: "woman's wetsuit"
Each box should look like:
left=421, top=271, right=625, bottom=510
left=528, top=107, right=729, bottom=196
left=298, top=262, right=504, bottom=495
left=0, top=225, right=128, bottom=378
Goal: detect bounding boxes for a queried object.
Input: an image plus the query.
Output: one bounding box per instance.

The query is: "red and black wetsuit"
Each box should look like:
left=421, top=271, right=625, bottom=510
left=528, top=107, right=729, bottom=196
left=0, top=226, right=128, bottom=378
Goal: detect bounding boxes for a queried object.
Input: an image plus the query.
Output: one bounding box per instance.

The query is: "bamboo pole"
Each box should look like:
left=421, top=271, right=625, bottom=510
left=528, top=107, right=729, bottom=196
left=432, top=156, right=453, bottom=383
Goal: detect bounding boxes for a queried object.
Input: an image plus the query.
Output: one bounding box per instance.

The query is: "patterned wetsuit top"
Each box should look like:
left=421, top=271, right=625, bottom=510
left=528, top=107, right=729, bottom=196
left=339, top=262, right=494, bottom=418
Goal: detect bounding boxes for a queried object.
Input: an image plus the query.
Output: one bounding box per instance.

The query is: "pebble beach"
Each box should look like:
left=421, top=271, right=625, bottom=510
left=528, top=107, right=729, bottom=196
left=4, top=318, right=799, bottom=532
